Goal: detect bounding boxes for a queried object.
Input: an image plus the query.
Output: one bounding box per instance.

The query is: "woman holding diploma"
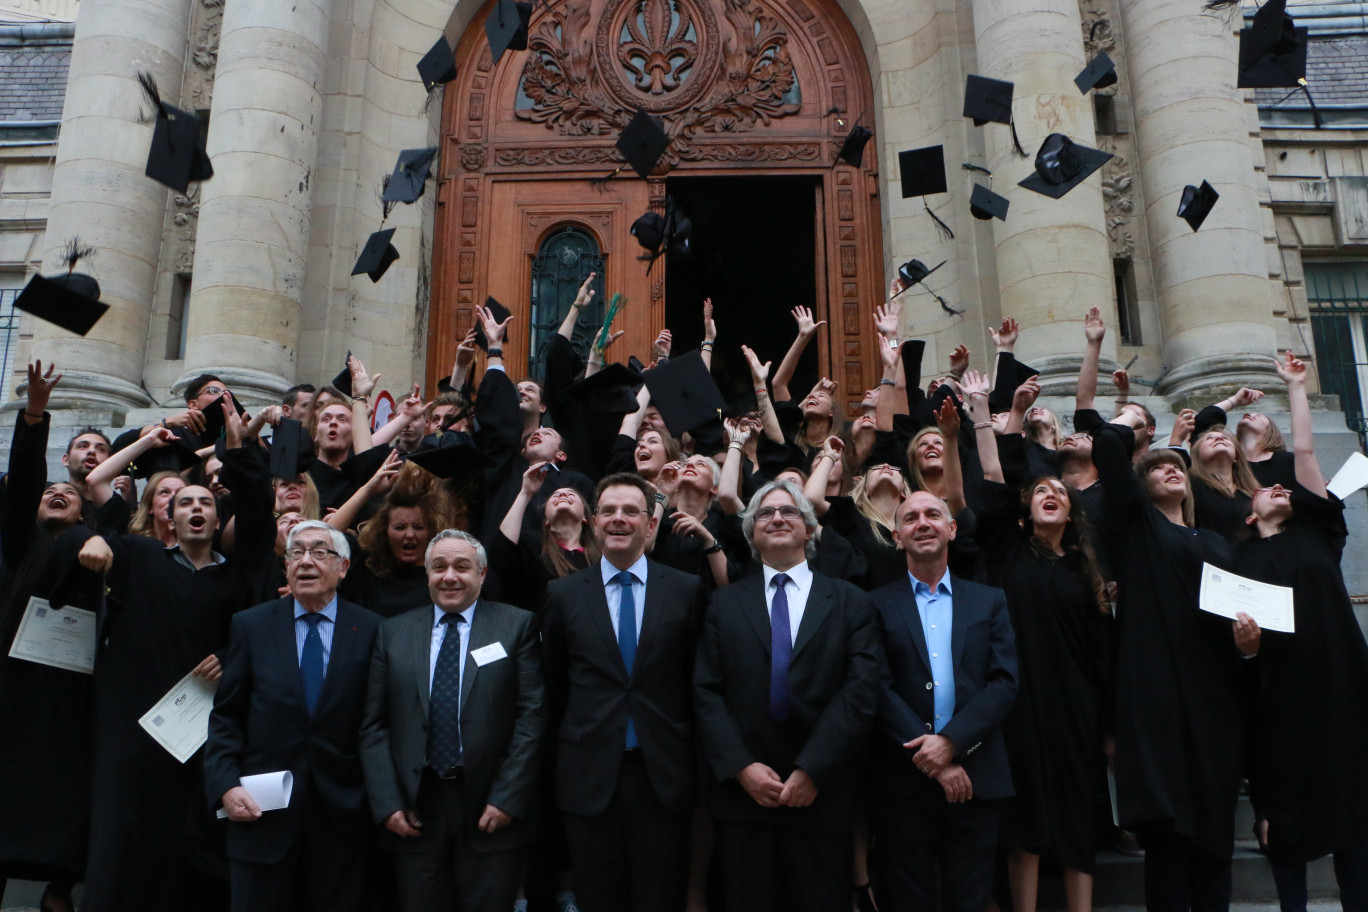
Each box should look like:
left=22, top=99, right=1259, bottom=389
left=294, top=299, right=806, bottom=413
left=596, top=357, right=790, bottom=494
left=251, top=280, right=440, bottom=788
left=1234, top=351, right=1368, bottom=908
left=1091, top=407, right=1252, bottom=911
left=0, top=363, right=101, bottom=912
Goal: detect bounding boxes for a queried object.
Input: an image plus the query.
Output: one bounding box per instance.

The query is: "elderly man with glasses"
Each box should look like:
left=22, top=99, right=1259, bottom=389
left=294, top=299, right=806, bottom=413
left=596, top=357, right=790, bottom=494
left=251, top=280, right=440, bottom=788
left=205, top=520, right=383, bottom=912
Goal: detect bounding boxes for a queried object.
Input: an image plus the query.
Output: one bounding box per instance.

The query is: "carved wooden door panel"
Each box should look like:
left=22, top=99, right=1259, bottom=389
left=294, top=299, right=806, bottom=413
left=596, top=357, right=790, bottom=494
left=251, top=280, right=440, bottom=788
left=430, top=0, right=883, bottom=412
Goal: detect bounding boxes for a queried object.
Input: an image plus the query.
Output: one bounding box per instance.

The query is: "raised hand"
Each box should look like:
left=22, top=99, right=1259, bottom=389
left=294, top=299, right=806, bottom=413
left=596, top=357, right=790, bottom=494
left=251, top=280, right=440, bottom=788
left=948, top=344, right=970, bottom=377
left=1083, top=306, right=1105, bottom=344
left=656, top=461, right=682, bottom=498
left=477, top=304, right=513, bottom=350
left=349, top=354, right=379, bottom=399
left=793, top=305, right=827, bottom=338
left=1275, top=349, right=1307, bottom=386
left=1111, top=368, right=1130, bottom=396
left=573, top=272, right=597, bottom=310
left=1169, top=408, right=1195, bottom=448
left=741, top=344, right=771, bottom=387
left=1229, top=387, right=1265, bottom=409
left=724, top=417, right=755, bottom=448
left=399, top=384, right=425, bottom=419
left=455, top=327, right=479, bottom=370
left=520, top=461, right=551, bottom=498
left=874, top=302, right=899, bottom=340
left=990, top=317, right=1020, bottom=350
left=820, top=435, right=845, bottom=459
left=959, top=369, right=990, bottom=400
left=815, top=377, right=839, bottom=397
left=1012, top=377, right=1041, bottom=413
left=702, top=298, right=717, bottom=344
left=652, top=329, right=673, bottom=363
left=888, top=274, right=907, bottom=301
left=25, top=360, right=61, bottom=416
left=934, top=395, right=961, bottom=437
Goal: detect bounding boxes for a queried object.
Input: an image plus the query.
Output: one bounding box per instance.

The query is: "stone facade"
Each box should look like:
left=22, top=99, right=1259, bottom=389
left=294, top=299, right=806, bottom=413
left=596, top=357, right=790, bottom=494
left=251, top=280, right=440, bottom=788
left=2, top=0, right=1368, bottom=594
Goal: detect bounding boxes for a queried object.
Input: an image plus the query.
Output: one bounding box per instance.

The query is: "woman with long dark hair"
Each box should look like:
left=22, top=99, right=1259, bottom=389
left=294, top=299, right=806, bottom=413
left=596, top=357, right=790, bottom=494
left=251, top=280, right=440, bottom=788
left=492, top=461, right=601, bottom=615
left=1233, top=352, right=1368, bottom=909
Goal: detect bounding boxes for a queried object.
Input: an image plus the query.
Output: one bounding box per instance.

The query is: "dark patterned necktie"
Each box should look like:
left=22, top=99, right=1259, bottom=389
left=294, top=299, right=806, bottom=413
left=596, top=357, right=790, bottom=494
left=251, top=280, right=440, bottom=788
left=427, top=613, right=466, bottom=774
left=300, top=613, right=325, bottom=716
left=770, top=573, right=792, bottom=721
left=616, top=570, right=639, bottom=748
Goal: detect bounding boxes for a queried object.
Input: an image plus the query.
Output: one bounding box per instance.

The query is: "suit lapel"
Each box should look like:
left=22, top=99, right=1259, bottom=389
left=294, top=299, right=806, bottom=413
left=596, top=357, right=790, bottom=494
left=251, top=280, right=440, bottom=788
left=740, top=575, right=772, bottom=659
left=895, top=576, right=933, bottom=672
left=412, top=608, right=433, bottom=720
left=791, top=570, right=833, bottom=660
left=316, top=602, right=357, bottom=713
left=950, top=578, right=972, bottom=670
left=270, top=600, right=309, bottom=720
left=460, top=604, right=492, bottom=714
left=588, top=571, right=629, bottom=682
left=633, top=562, right=668, bottom=677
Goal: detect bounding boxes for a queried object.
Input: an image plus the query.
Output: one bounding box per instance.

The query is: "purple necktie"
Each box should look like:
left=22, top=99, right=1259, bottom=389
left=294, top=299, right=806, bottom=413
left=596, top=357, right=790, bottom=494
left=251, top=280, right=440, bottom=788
left=770, top=573, right=792, bottom=721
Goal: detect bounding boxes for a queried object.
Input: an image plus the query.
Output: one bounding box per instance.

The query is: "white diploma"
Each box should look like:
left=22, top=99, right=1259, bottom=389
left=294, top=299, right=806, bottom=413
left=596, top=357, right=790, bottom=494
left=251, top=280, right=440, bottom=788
left=1199, top=563, right=1295, bottom=633
left=7, top=596, right=96, bottom=674
left=1327, top=451, right=1368, bottom=500
left=217, top=771, right=294, bottom=819
left=138, top=670, right=218, bottom=764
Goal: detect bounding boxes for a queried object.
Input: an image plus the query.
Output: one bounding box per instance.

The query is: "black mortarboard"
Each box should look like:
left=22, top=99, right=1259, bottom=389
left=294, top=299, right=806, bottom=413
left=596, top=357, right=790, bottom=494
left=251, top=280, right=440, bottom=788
left=1177, top=180, right=1220, bottom=232
left=897, top=259, right=944, bottom=287
left=332, top=351, right=354, bottom=397
left=14, top=272, right=108, bottom=336
left=1075, top=52, right=1118, bottom=94
left=474, top=296, right=512, bottom=351
left=616, top=108, right=670, bottom=180
left=382, top=147, right=439, bottom=205
left=631, top=211, right=665, bottom=254
left=342, top=443, right=398, bottom=487
left=485, top=0, right=532, bottom=65
left=898, top=145, right=948, bottom=198
left=1238, top=0, right=1308, bottom=88
left=129, top=434, right=201, bottom=479
left=1018, top=133, right=1112, bottom=199
left=641, top=349, right=726, bottom=437
left=989, top=356, right=1041, bottom=413
left=565, top=363, right=642, bottom=416
left=963, top=74, right=1014, bottom=126
left=404, top=432, right=496, bottom=479
left=352, top=228, right=400, bottom=283
left=269, top=418, right=317, bottom=478
left=197, top=392, right=247, bottom=445
left=969, top=183, right=1009, bottom=221
left=139, top=73, right=212, bottom=194
left=837, top=124, right=874, bottom=168
left=417, top=34, right=458, bottom=91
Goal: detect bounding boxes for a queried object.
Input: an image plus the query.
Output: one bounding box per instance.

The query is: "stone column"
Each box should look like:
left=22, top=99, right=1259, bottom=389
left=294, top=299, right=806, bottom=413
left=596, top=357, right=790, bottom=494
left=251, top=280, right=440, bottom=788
left=971, top=0, right=1117, bottom=390
left=175, top=0, right=332, bottom=404
left=28, top=0, right=193, bottom=408
left=1119, top=0, right=1279, bottom=395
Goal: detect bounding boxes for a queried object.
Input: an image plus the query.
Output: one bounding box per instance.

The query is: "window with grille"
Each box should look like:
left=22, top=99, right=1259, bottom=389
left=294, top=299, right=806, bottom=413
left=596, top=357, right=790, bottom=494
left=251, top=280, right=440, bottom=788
left=528, top=225, right=606, bottom=381
left=1305, top=262, right=1368, bottom=447
left=0, top=278, right=25, bottom=404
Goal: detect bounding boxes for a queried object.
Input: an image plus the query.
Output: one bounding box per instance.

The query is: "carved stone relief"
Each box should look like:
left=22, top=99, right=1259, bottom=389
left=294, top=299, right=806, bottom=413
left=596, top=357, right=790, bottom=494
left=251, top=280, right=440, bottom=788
left=186, top=0, right=223, bottom=110
left=172, top=184, right=200, bottom=273
left=1099, top=140, right=1135, bottom=258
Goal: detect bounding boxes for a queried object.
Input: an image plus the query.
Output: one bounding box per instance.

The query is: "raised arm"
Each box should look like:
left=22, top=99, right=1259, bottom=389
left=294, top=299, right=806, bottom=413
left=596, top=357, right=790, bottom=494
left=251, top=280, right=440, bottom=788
left=617, top=385, right=653, bottom=443
left=557, top=272, right=596, bottom=341
left=718, top=419, right=752, bottom=516
left=803, top=436, right=844, bottom=517
left=328, top=450, right=401, bottom=533
left=961, top=370, right=1001, bottom=483
left=499, top=463, right=551, bottom=545
left=700, top=298, right=717, bottom=370
left=875, top=323, right=900, bottom=432
left=585, top=310, right=626, bottom=379
left=772, top=306, right=825, bottom=403
left=741, top=345, right=784, bottom=444
left=347, top=354, right=379, bottom=453
left=1076, top=307, right=1104, bottom=413
left=1004, top=376, right=1040, bottom=438
left=449, top=326, right=479, bottom=394
left=934, top=397, right=967, bottom=515
left=86, top=427, right=177, bottom=508
left=371, top=384, right=425, bottom=448
left=1275, top=350, right=1324, bottom=496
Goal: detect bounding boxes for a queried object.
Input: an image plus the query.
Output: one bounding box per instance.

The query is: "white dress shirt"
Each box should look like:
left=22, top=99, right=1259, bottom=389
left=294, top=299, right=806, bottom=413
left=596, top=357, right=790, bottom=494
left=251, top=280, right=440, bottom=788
left=429, top=602, right=478, bottom=695
left=600, top=555, right=648, bottom=644
left=762, top=560, right=814, bottom=646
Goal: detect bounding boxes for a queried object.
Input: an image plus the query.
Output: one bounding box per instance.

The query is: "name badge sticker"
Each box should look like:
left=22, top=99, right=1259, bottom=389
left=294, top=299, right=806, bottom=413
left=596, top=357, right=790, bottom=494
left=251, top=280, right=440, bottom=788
left=471, top=642, right=509, bottom=666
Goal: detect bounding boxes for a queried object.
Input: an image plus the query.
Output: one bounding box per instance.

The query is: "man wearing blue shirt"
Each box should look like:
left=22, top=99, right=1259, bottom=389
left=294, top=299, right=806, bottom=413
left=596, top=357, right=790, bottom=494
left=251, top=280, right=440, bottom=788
left=869, top=492, right=1018, bottom=912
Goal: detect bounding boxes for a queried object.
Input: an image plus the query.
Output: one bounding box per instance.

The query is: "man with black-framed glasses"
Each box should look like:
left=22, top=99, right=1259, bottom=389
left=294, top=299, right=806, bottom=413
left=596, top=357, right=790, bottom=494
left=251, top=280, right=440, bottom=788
left=205, top=519, right=383, bottom=912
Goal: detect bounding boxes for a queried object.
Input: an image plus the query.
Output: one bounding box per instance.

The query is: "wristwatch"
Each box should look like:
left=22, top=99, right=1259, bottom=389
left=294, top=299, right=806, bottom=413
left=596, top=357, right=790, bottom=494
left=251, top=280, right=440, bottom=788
left=702, top=541, right=724, bottom=555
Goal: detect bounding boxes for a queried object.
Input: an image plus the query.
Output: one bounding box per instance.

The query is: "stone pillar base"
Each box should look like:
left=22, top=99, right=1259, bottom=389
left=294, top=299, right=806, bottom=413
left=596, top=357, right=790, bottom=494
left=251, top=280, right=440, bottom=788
left=1155, top=354, right=1281, bottom=400
left=5, top=368, right=153, bottom=412
left=1028, top=355, right=1124, bottom=398
left=171, top=366, right=292, bottom=408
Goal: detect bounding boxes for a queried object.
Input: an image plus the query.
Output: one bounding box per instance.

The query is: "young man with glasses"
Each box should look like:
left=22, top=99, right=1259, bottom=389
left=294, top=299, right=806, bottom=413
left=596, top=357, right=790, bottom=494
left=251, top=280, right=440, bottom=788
left=205, top=520, right=383, bottom=912
left=695, top=479, right=882, bottom=912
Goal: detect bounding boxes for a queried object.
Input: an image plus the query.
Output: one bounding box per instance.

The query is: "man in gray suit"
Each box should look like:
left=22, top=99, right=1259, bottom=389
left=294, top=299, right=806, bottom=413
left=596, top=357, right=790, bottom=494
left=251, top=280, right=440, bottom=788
left=360, top=529, right=546, bottom=912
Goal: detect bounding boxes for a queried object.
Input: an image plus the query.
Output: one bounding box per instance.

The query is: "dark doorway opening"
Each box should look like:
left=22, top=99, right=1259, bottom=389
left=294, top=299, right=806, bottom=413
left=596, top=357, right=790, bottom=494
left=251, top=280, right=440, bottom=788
left=665, top=175, right=820, bottom=406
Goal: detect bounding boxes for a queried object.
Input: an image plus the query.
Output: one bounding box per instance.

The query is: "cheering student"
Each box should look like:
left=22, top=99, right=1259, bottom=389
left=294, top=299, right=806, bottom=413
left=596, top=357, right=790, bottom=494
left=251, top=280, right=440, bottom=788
left=1233, top=351, right=1368, bottom=909
left=1186, top=421, right=1259, bottom=543
left=490, top=462, right=599, bottom=615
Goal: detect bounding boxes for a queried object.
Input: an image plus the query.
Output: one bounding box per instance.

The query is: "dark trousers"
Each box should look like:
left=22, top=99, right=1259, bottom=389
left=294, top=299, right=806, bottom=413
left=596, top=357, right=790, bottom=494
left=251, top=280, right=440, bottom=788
left=1270, top=837, right=1368, bottom=912
left=714, top=818, right=850, bottom=912
left=392, top=769, right=525, bottom=912
left=872, top=797, right=999, bottom=912
left=228, top=793, right=369, bottom=912
left=562, top=751, right=690, bottom=912
left=1136, top=824, right=1232, bottom=912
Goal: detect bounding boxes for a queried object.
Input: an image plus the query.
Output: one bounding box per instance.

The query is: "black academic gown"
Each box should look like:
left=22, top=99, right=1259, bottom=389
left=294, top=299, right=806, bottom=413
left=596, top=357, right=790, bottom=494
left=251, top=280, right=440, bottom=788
left=1092, top=423, right=1243, bottom=860
left=339, top=557, right=430, bottom=619
left=976, top=480, right=1110, bottom=873
left=1234, top=486, right=1368, bottom=863
left=1191, top=477, right=1251, bottom=544
left=0, top=413, right=99, bottom=884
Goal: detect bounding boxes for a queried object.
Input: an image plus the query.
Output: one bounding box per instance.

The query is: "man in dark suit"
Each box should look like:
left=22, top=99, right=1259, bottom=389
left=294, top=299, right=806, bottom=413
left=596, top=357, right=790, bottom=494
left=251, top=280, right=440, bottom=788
left=869, top=491, right=1017, bottom=912
left=543, top=472, right=705, bottom=912
left=360, top=529, right=545, bottom=912
left=694, top=479, right=883, bottom=912
left=205, top=520, right=383, bottom=912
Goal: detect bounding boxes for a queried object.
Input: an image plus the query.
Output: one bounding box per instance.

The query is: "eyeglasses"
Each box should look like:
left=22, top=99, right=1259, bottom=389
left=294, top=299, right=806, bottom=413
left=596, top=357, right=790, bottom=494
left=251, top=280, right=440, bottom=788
left=285, top=546, right=341, bottom=562
left=755, top=506, right=802, bottom=522
left=199, top=386, right=226, bottom=399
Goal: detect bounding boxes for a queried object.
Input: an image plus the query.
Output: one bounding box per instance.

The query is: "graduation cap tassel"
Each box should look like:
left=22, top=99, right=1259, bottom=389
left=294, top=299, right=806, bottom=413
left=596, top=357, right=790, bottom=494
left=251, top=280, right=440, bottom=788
left=1201, top=0, right=1241, bottom=10
left=925, top=201, right=955, bottom=241
left=1010, top=120, right=1028, bottom=158
left=379, top=175, right=397, bottom=221
left=590, top=164, right=628, bottom=192
left=1300, top=80, right=1324, bottom=129
left=931, top=290, right=963, bottom=316
left=136, top=70, right=161, bottom=124
left=62, top=238, right=95, bottom=273
left=961, top=163, right=992, bottom=175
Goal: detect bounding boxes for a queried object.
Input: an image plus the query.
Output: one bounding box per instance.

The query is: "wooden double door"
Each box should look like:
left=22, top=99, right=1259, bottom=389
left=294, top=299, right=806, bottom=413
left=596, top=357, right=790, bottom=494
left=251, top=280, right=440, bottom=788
left=429, top=0, right=885, bottom=412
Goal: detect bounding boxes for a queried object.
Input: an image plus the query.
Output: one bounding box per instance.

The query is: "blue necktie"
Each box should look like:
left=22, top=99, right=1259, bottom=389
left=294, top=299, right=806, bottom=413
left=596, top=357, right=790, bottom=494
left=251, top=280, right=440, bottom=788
left=616, top=570, right=639, bottom=749
left=770, top=573, right=792, bottom=721
left=300, top=612, right=326, bottom=716
left=427, top=613, right=466, bottom=775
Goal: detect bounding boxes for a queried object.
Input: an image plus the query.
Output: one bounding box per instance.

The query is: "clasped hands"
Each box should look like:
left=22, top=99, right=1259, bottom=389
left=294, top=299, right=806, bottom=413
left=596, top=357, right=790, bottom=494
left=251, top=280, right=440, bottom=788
left=736, top=763, right=817, bottom=809
left=904, top=733, right=973, bottom=804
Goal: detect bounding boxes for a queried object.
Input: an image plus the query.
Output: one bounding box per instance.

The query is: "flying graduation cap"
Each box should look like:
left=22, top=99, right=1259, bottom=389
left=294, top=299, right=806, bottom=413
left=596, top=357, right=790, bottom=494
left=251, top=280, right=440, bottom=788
left=593, top=108, right=670, bottom=189
left=417, top=34, right=458, bottom=91
left=352, top=227, right=400, bottom=283
left=381, top=147, right=439, bottom=205
left=898, top=144, right=954, bottom=240
left=630, top=198, right=690, bottom=273
left=892, top=258, right=961, bottom=316
left=14, top=239, right=109, bottom=336
left=963, top=74, right=1027, bottom=157
left=1018, top=133, right=1112, bottom=199
left=405, top=430, right=496, bottom=479
left=138, top=72, right=213, bottom=193
left=1177, top=180, right=1220, bottom=231
left=1075, top=52, right=1118, bottom=94
left=1238, top=0, right=1308, bottom=88
left=486, top=0, right=532, bottom=65
left=837, top=125, right=874, bottom=168
left=969, top=183, right=1010, bottom=222
left=641, top=349, right=726, bottom=437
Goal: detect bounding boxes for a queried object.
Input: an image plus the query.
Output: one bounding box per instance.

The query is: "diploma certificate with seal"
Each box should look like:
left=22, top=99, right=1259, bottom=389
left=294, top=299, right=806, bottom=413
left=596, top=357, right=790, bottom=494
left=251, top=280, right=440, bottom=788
left=1199, top=563, right=1295, bottom=633
left=7, top=596, right=96, bottom=674
left=139, top=670, right=219, bottom=763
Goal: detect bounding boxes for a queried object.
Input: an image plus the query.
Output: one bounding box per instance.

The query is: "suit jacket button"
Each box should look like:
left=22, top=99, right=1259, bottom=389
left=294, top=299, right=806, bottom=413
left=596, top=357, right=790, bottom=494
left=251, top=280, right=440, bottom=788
left=924, top=723, right=933, bottom=731
left=925, top=682, right=933, bottom=690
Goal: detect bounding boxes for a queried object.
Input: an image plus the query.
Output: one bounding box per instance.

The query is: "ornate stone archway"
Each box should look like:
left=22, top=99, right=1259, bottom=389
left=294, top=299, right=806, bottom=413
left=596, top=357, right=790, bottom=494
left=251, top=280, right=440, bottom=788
left=429, top=0, right=884, bottom=408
